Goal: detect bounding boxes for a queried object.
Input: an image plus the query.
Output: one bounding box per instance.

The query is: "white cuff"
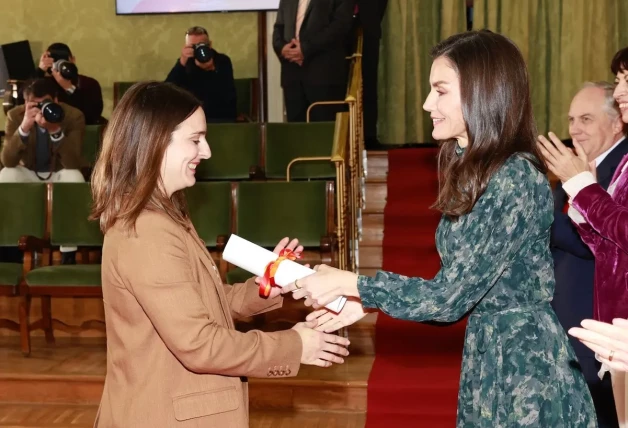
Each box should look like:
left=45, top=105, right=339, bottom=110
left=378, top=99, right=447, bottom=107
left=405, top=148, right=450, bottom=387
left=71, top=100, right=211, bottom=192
left=50, top=131, right=65, bottom=142
left=18, top=126, right=30, bottom=138
left=562, top=171, right=596, bottom=200
left=567, top=206, right=587, bottom=224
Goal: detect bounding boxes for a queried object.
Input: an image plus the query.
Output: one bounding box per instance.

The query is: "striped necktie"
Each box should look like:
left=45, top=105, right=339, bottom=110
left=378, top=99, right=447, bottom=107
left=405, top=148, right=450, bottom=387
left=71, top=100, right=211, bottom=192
left=295, top=0, right=310, bottom=40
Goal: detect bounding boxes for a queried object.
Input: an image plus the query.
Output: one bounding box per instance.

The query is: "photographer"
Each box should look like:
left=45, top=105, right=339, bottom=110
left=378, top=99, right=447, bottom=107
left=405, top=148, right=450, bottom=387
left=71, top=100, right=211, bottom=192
left=0, top=78, right=85, bottom=264
left=165, top=26, right=237, bottom=123
left=35, top=43, right=104, bottom=125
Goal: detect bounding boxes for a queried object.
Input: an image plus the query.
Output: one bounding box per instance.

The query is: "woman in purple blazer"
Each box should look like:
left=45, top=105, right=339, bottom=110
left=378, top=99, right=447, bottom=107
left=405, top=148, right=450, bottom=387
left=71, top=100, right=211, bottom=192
left=538, top=46, right=628, bottom=428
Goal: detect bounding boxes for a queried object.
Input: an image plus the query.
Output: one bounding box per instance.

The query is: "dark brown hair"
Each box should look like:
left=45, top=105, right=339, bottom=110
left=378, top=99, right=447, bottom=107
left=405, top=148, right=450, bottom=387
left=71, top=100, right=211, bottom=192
left=90, top=81, right=201, bottom=234
left=22, top=77, right=58, bottom=99
left=611, top=47, right=628, bottom=75
left=430, top=30, right=546, bottom=219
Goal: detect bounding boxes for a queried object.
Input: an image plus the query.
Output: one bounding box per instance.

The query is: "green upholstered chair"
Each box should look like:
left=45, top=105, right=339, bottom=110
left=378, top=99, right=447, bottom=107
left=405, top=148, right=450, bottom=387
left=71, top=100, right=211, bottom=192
left=113, top=81, right=137, bottom=107
left=195, top=123, right=262, bottom=180
left=226, top=181, right=336, bottom=284
left=264, top=122, right=337, bottom=180
left=83, top=124, right=104, bottom=167
left=235, top=78, right=259, bottom=122
left=0, top=184, right=46, bottom=339
left=186, top=182, right=233, bottom=280
left=20, top=183, right=104, bottom=355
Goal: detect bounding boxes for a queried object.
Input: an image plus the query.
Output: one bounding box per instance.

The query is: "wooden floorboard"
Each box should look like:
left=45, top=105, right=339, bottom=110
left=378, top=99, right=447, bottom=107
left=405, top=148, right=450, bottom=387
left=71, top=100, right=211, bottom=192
left=0, top=404, right=366, bottom=428
left=0, top=337, right=373, bottom=411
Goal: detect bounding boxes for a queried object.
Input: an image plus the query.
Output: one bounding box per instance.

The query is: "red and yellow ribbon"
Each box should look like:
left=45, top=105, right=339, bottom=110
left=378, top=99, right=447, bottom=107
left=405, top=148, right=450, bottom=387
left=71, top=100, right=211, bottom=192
left=259, top=248, right=302, bottom=297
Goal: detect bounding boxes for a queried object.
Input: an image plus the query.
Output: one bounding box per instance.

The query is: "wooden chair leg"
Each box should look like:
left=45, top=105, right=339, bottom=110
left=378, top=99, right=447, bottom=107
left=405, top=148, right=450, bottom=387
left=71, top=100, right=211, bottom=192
left=19, top=294, right=31, bottom=356
left=41, top=296, right=55, bottom=344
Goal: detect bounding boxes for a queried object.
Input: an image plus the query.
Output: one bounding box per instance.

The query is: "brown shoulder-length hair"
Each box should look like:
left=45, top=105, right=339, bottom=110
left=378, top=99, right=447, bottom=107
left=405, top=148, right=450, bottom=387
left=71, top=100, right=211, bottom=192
left=90, top=81, right=202, bottom=234
left=430, top=30, right=546, bottom=219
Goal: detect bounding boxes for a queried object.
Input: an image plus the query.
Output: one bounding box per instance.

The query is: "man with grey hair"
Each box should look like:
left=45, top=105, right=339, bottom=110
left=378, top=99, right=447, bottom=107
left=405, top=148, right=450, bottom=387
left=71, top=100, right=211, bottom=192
left=166, top=26, right=237, bottom=122
left=551, top=81, right=627, bottom=428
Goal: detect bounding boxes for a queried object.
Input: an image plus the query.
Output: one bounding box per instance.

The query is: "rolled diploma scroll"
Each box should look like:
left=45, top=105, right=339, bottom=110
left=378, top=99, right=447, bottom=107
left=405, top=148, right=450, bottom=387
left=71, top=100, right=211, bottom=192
left=223, top=234, right=347, bottom=313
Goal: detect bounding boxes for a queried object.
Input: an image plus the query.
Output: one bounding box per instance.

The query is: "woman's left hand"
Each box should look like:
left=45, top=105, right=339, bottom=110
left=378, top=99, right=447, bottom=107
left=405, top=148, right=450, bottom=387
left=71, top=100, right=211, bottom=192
left=537, top=132, right=591, bottom=182
left=255, top=237, right=304, bottom=299
left=281, top=265, right=360, bottom=309
left=569, top=318, right=628, bottom=372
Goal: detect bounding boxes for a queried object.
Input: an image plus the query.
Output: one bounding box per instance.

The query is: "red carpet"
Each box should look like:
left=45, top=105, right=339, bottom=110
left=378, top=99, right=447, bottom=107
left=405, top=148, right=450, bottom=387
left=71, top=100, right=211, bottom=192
left=365, top=148, right=467, bottom=427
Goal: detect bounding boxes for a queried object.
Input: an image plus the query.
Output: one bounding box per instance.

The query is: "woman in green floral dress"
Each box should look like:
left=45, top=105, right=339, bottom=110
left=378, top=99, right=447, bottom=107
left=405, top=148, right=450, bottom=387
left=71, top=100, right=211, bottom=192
left=283, top=30, right=598, bottom=427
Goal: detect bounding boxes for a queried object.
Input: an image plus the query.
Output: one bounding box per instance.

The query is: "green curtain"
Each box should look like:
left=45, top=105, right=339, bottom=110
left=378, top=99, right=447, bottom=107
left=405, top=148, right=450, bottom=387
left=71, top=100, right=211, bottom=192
left=377, top=0, right=467, bottom=145
left=474, top=0, right=628, bottom=139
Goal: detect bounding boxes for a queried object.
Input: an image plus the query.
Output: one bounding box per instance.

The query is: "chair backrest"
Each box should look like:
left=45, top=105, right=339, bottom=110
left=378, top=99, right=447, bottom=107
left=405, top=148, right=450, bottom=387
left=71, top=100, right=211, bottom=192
left=196, top=123, right=261, bottom=180
left=51, top=183, right=103, bottom=247
left=235, top=181, right=331, bottom=248
left=234, top=78, right=258, bottom=121
left=0, top=183, right=46, bottom=246
left=185, top=182, right=232, bottom=246
left=83, top=124, right=103, bottom=166
left=264, top=122, right=336, bottom=179
left=113, top=81, right=137, bottom=107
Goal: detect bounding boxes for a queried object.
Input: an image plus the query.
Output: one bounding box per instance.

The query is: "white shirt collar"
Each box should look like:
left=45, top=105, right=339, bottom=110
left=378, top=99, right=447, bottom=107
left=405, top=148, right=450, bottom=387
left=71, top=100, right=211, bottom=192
left=595, top=136, right=626, bottom=166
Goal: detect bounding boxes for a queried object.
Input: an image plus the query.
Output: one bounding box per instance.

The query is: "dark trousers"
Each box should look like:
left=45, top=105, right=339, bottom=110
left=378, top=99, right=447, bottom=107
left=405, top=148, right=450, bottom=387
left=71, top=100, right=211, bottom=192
left=283, top=82, right=346, bottom=122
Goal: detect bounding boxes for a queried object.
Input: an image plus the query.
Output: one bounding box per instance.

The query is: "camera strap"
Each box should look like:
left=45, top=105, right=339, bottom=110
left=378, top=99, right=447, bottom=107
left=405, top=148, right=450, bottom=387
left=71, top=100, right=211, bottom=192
left=35, top=137, right=56, bottom=182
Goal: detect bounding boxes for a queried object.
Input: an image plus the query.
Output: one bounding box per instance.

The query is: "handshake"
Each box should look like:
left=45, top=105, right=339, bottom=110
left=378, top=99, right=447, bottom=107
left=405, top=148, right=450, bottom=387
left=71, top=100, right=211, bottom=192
left=225, top=235, right=370, bottom=369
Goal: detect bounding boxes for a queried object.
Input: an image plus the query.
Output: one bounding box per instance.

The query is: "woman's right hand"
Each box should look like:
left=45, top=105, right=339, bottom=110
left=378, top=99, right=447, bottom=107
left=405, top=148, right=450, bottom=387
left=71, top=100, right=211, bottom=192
left=292, top=321, right=350, bottom=367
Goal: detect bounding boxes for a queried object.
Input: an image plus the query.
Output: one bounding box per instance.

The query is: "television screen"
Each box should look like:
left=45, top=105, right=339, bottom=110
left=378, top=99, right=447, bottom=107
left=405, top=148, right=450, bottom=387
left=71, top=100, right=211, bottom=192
left=116, top=0, right=280, bottom=14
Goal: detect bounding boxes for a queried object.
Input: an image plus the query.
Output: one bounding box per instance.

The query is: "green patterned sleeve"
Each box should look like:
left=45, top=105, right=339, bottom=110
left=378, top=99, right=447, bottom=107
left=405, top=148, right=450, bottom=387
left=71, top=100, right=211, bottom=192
left=357, top=158, right=543, bottom=323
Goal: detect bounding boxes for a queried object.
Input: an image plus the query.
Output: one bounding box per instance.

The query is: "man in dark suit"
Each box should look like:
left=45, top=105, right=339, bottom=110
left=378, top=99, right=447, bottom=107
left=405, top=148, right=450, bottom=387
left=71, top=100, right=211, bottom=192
left=356, top=0, right=388, bottom=148
left=273, top=0, right=354, bottom=122
left=551, top=81, right=627, bottom=428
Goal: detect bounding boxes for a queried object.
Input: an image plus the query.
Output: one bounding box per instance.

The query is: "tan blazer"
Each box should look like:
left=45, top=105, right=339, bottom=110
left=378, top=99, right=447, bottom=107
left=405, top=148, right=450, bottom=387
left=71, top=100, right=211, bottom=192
left=1, top=102, right=85, bottom=171
left=95, top=211, right=302, bottom=428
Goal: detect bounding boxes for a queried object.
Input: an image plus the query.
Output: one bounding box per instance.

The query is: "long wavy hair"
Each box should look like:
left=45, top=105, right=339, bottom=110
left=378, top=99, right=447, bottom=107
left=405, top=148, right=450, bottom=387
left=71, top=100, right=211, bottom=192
left=430, top=30, right=546, bottom=219
left=90, top=82, right=201, bottom=234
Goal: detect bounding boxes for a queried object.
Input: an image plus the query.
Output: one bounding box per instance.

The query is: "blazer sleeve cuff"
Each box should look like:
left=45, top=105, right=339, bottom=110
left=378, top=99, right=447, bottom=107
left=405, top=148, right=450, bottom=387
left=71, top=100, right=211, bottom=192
left=567, top=206, right=587, bottom=224
left=263, top=329, right=302, bottom=378
left=563, top=172, right=597, bottom=200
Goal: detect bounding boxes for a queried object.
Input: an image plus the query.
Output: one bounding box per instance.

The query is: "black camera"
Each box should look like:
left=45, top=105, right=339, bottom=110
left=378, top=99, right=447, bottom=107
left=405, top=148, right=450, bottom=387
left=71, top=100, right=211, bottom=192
left=37, top=100, right=65, bottom=123
left=51, top=60, right=78, bottom=81
left=193, top=43, right=214, bottom=64
left=47, top=49, right=78, bottom=81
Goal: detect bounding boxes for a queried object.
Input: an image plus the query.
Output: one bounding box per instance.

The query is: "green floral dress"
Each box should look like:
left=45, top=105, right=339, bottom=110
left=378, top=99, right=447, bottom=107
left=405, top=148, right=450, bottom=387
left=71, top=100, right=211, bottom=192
left=358, top=155, right=597, bottom=427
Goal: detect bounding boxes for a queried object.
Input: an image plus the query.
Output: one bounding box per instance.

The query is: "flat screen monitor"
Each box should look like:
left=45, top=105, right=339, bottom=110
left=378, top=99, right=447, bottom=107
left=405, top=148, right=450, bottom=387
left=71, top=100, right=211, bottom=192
left=0, top=40, right=35, bottom=81
left=116, top=0, right=280, bottom=14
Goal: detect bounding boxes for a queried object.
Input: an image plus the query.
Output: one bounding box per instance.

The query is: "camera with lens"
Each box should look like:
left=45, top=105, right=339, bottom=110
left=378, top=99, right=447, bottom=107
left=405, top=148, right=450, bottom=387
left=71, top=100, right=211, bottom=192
left=47, top=49, right=79, bottom=81
left=36, top=100, right=65, bottom=124
left=193, top=43, right=214, bottom=64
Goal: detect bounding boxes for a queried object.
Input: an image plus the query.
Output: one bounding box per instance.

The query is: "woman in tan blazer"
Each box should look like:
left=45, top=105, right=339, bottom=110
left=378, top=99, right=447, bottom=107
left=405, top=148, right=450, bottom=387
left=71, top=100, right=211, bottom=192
left=90, top=81, right=349, bottom=427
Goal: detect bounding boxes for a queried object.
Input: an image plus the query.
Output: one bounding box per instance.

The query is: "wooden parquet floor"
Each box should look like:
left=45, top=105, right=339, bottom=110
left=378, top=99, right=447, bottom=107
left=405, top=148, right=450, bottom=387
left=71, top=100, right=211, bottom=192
left=0, top=337, right=372, bottom=427
left=0, top=404, right=365, bottom=428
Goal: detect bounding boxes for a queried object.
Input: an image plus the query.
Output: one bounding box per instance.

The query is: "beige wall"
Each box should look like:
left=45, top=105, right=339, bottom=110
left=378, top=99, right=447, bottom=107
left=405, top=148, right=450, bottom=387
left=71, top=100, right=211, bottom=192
left=0, top=0, right=260, bottom=123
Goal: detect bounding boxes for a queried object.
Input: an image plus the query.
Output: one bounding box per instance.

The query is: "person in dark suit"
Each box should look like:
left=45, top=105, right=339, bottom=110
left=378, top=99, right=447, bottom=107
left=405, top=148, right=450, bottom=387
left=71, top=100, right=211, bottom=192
left=356, top=0, right=388, bottom=148
left=550, top=81, right=627, bottom=428
left=272, top=0, right=354, bottom=122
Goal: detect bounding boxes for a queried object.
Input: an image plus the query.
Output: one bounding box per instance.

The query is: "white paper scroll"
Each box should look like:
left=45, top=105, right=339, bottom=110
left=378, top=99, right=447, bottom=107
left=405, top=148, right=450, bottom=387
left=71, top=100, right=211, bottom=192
left=223, top=234, right=347, bottom=313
